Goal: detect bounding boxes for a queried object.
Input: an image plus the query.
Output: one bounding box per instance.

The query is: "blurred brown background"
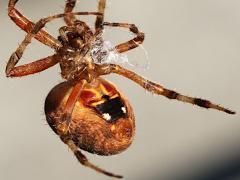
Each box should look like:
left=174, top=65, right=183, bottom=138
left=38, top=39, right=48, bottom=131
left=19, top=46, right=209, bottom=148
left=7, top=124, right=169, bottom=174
left=0, top=0, right=240, bottom=180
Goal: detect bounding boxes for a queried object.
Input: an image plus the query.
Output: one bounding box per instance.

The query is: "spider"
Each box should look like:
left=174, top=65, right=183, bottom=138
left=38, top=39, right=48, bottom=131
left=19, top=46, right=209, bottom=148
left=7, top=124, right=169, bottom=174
left=6, top=0, right=235, bottom=178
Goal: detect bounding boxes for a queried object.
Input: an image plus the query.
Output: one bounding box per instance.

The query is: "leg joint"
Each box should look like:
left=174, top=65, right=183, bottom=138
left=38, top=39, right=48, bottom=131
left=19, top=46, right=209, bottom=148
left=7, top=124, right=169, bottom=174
left=130, top=24, right=139, bottom=33
left=165, top=90, right=179, bottom=99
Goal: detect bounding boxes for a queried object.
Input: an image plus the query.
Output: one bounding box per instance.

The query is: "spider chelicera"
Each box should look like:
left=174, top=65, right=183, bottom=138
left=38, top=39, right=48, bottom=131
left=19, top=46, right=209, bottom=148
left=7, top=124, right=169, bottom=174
left=6, top=0, right=235, bottom=178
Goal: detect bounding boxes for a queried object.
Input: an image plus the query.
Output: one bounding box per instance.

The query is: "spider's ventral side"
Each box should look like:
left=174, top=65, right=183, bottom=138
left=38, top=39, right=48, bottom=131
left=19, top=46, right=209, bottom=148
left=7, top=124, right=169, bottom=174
left=6, top=0, right=235, bottom=179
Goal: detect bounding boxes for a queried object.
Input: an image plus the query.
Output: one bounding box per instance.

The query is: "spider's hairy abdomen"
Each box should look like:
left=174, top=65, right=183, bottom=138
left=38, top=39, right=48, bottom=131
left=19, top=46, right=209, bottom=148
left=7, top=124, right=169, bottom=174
left=44, top=78, right=135, bottom=155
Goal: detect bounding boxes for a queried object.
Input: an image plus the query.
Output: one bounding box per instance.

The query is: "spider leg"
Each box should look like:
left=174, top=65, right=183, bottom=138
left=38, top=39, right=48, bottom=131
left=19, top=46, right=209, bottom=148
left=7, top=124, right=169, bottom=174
left=95, top=0, right=106, bottom=32
left=103, top=22, right=145, bottom=53
left=58, top=81, right=123, bottom=178
left=57, top=81, right=86, bottom=135
left=8, top=0, right=61, bottom=50
left=59, top=26, right=76, bottom=43
left=97, top=64, right=235, bottom=114
left=6, top=55, right=58, bottom=77
left=6, top=11, right=101, bottom=77
left=64, top=0, right=77, bottom=26
left=61, top=139, right=122, bottom=178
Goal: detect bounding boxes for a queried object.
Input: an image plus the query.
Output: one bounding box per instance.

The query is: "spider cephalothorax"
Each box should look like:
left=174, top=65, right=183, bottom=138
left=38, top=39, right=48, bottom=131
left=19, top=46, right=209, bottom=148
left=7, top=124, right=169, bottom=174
left=56, top=20, right=99, bottom=81
left=6, top=0, right=235, bottom=178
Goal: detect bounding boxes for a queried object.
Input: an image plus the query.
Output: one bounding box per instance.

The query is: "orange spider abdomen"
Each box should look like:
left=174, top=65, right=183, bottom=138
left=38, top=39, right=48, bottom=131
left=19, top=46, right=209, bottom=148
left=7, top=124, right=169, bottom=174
left=44, top=78, right=135, bottom=155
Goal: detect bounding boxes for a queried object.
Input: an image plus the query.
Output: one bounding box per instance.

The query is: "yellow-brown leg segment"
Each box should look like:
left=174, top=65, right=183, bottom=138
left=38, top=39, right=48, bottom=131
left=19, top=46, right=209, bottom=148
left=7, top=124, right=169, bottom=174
left=97, top=64, right=235, bottom=114
left=57, top=81, right=86, bottom=135
left=64, top=0, right=77, bottom=26
left=63, top=139, right=123, bottom=178
left=6, top=55, right=58, bottom=77
left=103, top=22, right=145, bottom=53
left=95, top=0, right=106, bottom=32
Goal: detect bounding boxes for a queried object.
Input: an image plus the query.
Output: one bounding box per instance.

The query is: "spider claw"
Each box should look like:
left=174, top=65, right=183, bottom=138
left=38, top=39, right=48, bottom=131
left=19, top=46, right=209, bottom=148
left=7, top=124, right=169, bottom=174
left=224, top=109, right=236, bottom=115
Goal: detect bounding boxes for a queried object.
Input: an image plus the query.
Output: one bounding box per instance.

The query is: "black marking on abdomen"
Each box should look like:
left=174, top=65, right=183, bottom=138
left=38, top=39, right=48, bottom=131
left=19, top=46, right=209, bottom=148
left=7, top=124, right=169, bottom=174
left=95, top=96, right=127, bottom=122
